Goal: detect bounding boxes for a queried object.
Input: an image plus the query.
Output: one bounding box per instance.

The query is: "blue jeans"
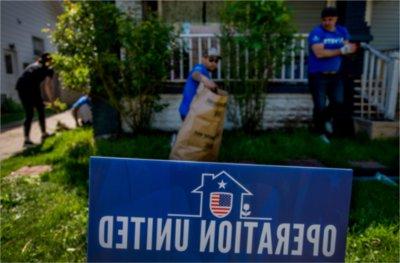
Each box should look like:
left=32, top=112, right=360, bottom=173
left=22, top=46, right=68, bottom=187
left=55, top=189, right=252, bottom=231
left=308, top=73, right=345, bottom=135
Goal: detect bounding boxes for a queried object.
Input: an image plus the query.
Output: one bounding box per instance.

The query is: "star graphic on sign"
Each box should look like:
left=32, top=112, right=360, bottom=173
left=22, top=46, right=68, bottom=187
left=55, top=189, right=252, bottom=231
left=218, top=180, right=227, bottom=189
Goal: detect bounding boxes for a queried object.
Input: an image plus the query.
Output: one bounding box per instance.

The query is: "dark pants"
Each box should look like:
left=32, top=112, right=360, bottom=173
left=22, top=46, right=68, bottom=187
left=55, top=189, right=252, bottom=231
left=308, top=73, right=345, bottom=135
left=17, top=89, right=46, bottom=139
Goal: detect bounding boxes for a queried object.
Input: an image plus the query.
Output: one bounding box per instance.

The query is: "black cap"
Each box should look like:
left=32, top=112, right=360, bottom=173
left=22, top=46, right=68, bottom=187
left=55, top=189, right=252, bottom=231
left=321, top=7, right=338, bottom=18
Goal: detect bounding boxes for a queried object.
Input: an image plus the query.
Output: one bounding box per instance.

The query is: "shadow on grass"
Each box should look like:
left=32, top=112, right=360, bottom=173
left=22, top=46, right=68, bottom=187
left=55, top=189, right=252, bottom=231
left=39, top=135, right=95, bottom=194
left=349, top=180, right=399, bottom=233
left=15, top=144, right=54, bottom=157
left=94, top=131, right=171, bottom=159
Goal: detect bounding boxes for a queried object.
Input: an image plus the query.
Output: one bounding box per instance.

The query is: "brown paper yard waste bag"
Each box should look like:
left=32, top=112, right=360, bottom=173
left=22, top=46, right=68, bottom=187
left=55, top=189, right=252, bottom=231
left=170, top=84, right=228, bottom=161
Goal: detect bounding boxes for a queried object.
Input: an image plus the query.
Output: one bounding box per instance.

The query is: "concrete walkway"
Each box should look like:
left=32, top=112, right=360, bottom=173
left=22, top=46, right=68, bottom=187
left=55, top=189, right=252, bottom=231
left=0, top=110, right=76, bottom=161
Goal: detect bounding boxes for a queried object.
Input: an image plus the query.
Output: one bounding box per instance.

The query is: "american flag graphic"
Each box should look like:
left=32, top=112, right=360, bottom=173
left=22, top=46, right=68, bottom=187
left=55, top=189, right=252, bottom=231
left=210, top=192, right=232, bottom=218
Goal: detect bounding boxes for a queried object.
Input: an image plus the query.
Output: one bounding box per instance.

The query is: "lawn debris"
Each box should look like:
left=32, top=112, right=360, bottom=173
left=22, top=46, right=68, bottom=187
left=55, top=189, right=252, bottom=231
left=374, top=172, right=398, bottom=187
left=6, top=165, right=52, bottom=181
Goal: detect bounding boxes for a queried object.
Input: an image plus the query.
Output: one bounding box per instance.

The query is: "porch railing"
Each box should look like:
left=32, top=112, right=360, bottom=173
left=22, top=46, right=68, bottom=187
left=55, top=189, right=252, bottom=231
left=169, top=33, right=308, bottom=83
left=169, top=34, right=399, bottom=121
left=355, top=43, right=399, bottom=120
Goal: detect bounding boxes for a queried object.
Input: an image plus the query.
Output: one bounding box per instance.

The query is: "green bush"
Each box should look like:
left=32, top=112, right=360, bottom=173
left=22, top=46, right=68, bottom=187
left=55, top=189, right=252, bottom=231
left=1, top=96, right=23, bottom=114
left=220, top=0, right=295, bottom=133
left=117, top=14, right=174, bottom=131
left=50, top=1, right=174, bottom=132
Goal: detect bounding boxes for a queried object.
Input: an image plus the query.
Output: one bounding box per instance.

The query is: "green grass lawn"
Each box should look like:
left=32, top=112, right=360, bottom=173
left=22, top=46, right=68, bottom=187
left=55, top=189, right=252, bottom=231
left=1, top=128, right=398, bottom=261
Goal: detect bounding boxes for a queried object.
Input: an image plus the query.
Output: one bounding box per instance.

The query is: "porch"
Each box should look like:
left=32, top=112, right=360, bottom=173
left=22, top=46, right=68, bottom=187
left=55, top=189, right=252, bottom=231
left=166, top=33, right=399, bottom=120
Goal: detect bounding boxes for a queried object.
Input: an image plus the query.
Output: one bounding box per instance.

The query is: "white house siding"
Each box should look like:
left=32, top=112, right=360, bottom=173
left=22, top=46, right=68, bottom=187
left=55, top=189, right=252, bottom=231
left=369, top=0, right=400, bottom=51
left=1, top=1, right=62, bottom=101
left=115, top=0, right=142, bottom=20
left=162, top=1, right=206, bottom=24
left=122, top=94, right=313, bottom=132
left=286, top=0, right=326, bottom=33
left=161, top=0, right=326, bottom=34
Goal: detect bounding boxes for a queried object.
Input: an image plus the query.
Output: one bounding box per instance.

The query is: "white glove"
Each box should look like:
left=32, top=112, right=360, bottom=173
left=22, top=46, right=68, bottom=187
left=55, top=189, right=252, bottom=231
left=340, top=44, right=351, bottom=55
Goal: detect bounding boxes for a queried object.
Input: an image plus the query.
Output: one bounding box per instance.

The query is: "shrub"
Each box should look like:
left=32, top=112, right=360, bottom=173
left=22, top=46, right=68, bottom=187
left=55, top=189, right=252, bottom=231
left=1, top=96, right=23, bottom=114
left=50, top=1, right=174, bottom=132
left=220, top=0, right=295, bottom=133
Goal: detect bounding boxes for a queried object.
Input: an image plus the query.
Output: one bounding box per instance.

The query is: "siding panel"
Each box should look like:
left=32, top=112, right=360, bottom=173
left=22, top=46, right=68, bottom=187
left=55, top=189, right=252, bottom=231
left=286, top=0, right=326, bottom=33
left=370, top=0, right=399, bottom=50
left=1, top=1, right=61, bottom=100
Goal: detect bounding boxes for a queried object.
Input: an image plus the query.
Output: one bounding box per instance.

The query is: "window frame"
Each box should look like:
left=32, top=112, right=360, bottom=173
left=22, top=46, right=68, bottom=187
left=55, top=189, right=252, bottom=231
left=4, top=54, right=13, bottom=74
left=32, top=36, right=45, bottom=57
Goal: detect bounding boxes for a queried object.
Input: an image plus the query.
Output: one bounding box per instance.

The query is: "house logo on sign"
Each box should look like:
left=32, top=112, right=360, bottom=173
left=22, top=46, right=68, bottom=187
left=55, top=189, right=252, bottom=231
left=169, top=171, right=271, bottom=221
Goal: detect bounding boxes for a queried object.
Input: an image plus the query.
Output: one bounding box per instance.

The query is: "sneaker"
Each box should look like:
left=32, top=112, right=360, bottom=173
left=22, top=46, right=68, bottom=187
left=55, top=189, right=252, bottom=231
left=325, top=121, right=333, bottom=134
left=23, top=140, right=35, bottom=147
left=319, top=134, right=331, bottom=144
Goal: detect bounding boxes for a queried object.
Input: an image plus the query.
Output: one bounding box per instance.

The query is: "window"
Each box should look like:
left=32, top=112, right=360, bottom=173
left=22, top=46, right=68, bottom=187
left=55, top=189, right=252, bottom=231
left=32, top=36, right=44, bottom=56
left=5, top=54, right=13, bottom=74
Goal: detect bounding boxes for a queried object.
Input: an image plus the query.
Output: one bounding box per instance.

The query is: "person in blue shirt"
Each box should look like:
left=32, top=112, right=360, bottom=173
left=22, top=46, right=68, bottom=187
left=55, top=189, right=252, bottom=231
left=178, top=47, right=221, bottom=120
left=308, top=7, right=357, bottom=144
left=71, top=95, right=92, bottom=127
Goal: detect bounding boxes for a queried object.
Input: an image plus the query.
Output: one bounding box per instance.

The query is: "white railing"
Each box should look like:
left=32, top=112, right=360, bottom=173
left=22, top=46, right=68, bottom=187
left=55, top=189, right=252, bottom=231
left=357, top=43, right=399, bottom=120
left=168, top=33, right=308, bottom=83
left=168, top=34, right=399, bottom=120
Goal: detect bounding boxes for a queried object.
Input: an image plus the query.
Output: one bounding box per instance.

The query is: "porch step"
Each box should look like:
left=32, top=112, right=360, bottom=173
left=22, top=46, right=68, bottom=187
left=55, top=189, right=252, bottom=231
left=353, top=117, right=399, bottom=139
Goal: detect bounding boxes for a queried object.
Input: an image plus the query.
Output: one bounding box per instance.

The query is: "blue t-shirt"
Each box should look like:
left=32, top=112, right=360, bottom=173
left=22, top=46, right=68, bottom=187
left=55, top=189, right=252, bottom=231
left=308, top=25, right=350, bottom=73
left=72, top=95, right=91, bottom=109
left=179, top=64, right=210, bottom=117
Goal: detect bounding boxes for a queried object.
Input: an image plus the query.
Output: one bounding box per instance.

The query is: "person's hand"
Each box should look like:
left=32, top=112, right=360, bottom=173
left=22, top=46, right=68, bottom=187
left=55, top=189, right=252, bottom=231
left=340, top=43, right=357, bottom=55
left=201, top=76, right=218, bottom=92
left=349, top=43, right=358, bottom=53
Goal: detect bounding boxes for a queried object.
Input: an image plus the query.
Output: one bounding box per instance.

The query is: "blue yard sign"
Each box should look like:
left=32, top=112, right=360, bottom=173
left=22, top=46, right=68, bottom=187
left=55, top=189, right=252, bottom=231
left=88, top=157, right=352, bottom=262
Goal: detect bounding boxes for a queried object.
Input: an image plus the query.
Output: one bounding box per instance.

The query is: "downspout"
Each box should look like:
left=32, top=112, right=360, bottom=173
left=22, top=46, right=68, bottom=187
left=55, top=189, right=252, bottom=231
left=365, top=0, right=373, bottom=27
left=158, top=0, right=162, bottom=17
left=326, top=0, right=336, bottom=7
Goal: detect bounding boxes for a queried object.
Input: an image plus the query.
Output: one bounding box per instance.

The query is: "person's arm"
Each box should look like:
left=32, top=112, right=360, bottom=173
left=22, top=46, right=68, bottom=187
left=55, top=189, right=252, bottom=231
left=43, top=76, right=54, bottom=103
left=72, top=107, right=80, bottom=127
left=192, top=71, right=218, bottom=91
left=311, top=42, right=357, bottom=59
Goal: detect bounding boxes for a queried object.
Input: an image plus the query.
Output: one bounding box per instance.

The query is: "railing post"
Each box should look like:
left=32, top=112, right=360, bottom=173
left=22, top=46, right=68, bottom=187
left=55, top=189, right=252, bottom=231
left=360, top=49, right=370, bottom=118
left=217, top=38, right=221, bottom=80
left=179, top=38, right=183, bottom=80
left=290, top=39, right=295, bottom=80
left=300, top=37, right=305, bottom=80
left=381, top=62, right=388, bottom=114
left=280, top=51, right=285, bottom=80
left=367, top=54, right=375, bottom=119
left=384, top=53, right=400, bottom=120
left=170, top=52, right=174, bottom=81
left=188, top=37, right=193, bottom=71
left=197, top=37, right=202, bottom=65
